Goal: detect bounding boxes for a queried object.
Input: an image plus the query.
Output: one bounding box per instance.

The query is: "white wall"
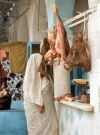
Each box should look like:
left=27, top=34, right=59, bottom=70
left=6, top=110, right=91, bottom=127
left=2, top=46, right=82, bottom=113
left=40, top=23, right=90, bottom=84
left=9, top=23, right=17, bottom=41
left=9, top=0, right=48, bottom=42
left=17, top=15, right=29, bottom=41
left=88, top=3, right=100, bottom=113
left=88, top=0, right=100, bottom=8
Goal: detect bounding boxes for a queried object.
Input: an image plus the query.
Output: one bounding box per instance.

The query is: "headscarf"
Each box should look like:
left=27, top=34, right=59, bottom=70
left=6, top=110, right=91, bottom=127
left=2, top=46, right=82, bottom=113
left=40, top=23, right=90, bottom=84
left=23, top=53, right=44, bottom=106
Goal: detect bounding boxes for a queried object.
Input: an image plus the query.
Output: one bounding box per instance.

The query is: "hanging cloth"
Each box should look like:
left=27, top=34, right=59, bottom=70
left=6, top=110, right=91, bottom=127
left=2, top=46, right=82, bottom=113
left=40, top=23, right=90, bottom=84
left=0, top=42, right=27, bottom=73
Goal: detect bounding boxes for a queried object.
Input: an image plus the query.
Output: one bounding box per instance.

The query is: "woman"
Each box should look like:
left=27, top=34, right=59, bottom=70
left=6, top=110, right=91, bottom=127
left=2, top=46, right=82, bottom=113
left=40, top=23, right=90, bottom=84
left=23, top=38, right=58, bottom=135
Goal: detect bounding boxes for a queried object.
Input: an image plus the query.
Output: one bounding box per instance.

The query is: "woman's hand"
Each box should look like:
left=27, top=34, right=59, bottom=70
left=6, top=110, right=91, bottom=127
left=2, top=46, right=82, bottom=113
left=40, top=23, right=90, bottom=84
left=39, top=105, right=45, bottom=114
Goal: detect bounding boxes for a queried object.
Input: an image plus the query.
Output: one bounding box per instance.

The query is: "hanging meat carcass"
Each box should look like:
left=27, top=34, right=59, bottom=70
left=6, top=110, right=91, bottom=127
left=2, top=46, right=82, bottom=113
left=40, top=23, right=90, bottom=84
left=45, top=3, right=70, bottom=64
left=53, top=3, right=70, bottom=64
left=44, top=26, right=57, bottom=64
left=64, top=32, right=91, bottom=72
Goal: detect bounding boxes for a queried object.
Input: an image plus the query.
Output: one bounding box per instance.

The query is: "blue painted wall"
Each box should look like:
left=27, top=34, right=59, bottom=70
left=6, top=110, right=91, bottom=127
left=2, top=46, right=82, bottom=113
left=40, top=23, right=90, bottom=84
left=48, top=0, right=55, bottom=27
left=48, top=0, right=75, bottom=35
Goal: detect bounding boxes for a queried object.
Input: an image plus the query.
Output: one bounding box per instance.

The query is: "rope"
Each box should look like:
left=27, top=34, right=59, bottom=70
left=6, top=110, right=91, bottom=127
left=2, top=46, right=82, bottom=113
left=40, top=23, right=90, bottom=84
left=83, top=13, right=86, bottom=33
left=83, top=12, right=88, bottom=40
left=35, top=0, right=46, bottom=18
left=37, top=0, right=40, bottom=31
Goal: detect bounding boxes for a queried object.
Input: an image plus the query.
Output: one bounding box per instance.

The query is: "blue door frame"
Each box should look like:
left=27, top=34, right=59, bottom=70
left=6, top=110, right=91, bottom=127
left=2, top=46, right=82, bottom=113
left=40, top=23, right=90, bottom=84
left=27, top=42, right=40, bottom=61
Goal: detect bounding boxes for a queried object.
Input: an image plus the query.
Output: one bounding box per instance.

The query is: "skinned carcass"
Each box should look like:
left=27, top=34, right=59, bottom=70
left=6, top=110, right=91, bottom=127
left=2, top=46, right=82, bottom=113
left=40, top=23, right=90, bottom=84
left=53, top=3, right=70, bottom=64
left=44, top=26, right=57, bottom=63
left=48, top=26, right=57, bottom=49
left=64, top=33, right=91, bottom=72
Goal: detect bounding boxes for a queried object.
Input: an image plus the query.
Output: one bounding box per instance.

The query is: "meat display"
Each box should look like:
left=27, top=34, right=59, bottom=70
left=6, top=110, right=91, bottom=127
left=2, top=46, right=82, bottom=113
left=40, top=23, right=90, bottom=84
left=44, top=3, right=70, bottom=65
left=54, top=93, right=78, bottom=102
left=44, top=26, right=57, bottom=63
left=64, top=32, right=91, bottom=72
left=53, top=3, right=70, bottom=64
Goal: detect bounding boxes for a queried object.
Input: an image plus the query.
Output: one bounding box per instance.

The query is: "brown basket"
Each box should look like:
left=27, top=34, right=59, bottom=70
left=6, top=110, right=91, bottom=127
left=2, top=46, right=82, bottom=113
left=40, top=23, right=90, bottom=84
left=80, top=95, right=90, bottom=103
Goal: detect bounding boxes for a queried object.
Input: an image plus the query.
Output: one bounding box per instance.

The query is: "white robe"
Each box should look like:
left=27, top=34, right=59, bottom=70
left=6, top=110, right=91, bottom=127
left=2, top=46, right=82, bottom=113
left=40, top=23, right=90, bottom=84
left=23, top=53, right=43, bottom=106
left=23, top=53, right=58, bottom=135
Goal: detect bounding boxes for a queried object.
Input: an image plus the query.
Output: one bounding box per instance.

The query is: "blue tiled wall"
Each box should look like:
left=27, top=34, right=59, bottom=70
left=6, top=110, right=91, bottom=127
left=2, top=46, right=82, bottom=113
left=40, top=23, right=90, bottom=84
left=59, top=104, right=93, bottom=135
